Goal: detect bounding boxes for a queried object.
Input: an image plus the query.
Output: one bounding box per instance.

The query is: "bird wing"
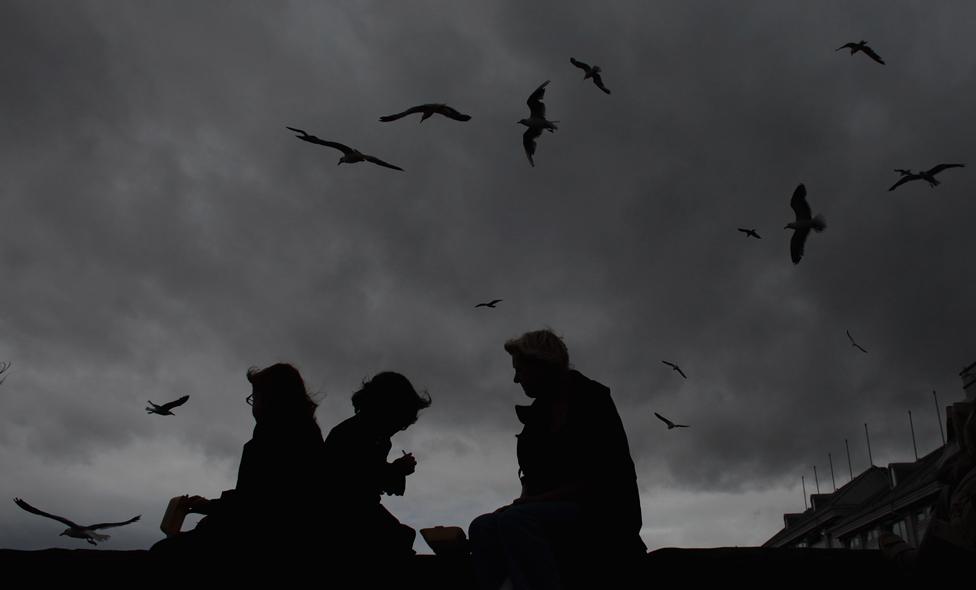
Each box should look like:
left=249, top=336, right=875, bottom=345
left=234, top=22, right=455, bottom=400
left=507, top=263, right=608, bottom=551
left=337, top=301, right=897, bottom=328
left=474, top=303, right=488, bottom=308
left=888, top=175, right=916, bottom=191
left=927, top=163, right=965, bottom=176
left=675, top=424, right=690, bottom=428
left=676, top=367, right=688, bottom=379
left=790, top=184, right=811, bottom=220
left=654, top=412, right=675, bottom=427
left=527, top=80, right=550, bottom=118
left=522, top=127, right=542, bottom=167
left=835, top=43, right=855, bottom=51
left=160, top=395, right=190, bottom=412
left=790, top=228, right=810, bottom=264
left=14, top=498, right=80, bottom=528
left=855, top=343, right=868, bottom=354
left=363, top=155, right=404, bottom=171
left=88, top=515, right=141, bottom=530
left=489, top=299, right=503, bottom=306
left=737, top=228, right=749, bottom=234
left=285, top=126, right=308, bottom=136
left=378, top=105, right=426, bottom=122
left=570, top=57, right=591, bottom=72
left=592, top=73, right=611, bottom=94
left=862, top=46, right=885, bottom=64
left=846, top=330, right=856, bottom=345
left=661, top=360, right=675, bottom=369
left=436, top=105, right=471, bottom=121
left=308, top=138, right=353, bottom=153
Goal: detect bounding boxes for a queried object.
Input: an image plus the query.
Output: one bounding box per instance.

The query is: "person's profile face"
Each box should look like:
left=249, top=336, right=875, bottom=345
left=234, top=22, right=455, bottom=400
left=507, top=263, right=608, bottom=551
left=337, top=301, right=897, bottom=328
left=512, top=355, right=549, bottom=398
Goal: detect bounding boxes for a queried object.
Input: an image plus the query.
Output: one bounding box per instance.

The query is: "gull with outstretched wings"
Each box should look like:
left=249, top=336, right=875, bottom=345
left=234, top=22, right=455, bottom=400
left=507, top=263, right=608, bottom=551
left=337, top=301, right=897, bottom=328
left=518, top=80, right=558, bottom=167
left=286, top=127, right=404, bottom=171
left=888, top=163, right=965, bottom=191
left=379, top=103, right=471, bottom=123
left=475, top=299, right=503, bottom=309
left=146, top=394, right=190, bottom=416
left=570, top=57, right=611, bottom=94
left=785, top=184, right=826, bottom=264
left=737, top=228, right=761, bottom=239
left=836, top=41, right=885, bottom=65
left=13, top=498, right=140, bottom=545
left=654, top=412, right=690, bottom=430
left=661, top=360, right=687, bottom=379
left=846, top=330, right=868, bottom=354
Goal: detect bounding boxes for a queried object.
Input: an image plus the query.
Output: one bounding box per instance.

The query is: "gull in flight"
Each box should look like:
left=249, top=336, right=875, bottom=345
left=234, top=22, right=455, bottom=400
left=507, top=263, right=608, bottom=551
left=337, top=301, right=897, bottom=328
left=146, top=394, right=190, bottom=416
left=0, top=361, right=10, bottom=385
left=569, top=57, right=611, bottom=94
left=379, top=104, right=471, bottom=123
left=654, top=412, right=690, bottom=430
left=785, top=183, right=826, bottom=264
left=737, top=228, right=762, bottom=239
left=13, top=498, right=140, bottom=545
left=475, top=299, right=503, bottom=309
left=286, top=127, right=404, bottom=171
left=836, top=41, right=885, bottom=65
left=518, top=80, right=558, bottom=167
left=661, top=360, right=687, bottom=379
left=888, top=164, right=965, bottom=191
left=846, top=330, right=868, bottom=354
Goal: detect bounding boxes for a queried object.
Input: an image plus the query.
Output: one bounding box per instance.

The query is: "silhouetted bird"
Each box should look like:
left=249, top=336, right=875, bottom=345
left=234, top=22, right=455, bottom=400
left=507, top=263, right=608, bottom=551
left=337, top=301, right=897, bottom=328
left=661, top=360, right=687, bottom=379
left=569, top=57, right=611, bottom=94
left=475, top=299, right=503, bottom=309
left=836, top=41, right=885, bottom=64
left=379, top=104, right=471, bottom=123
left=13, top=498, right=140, bottom=545
left=888, top=164, right=965, bottom=191
left=286, top=127, right=404, bottom=171
left=518, top=80, right=558, bottom=167
left=654, top=412, right=689, bottom=430
left=738, top=228, right=762, bottom=239
left=146, top=394, right=190, bottom=416
left=785, top=184, right=826, bottom=264
left=846, top=330, right=868, bottom=354
left=0, top=361, right=9, bottom=386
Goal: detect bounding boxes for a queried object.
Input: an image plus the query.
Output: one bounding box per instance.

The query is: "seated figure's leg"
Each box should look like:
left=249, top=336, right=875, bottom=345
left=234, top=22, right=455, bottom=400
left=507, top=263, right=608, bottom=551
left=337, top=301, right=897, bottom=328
left=494, top=502, right=582, bottom=590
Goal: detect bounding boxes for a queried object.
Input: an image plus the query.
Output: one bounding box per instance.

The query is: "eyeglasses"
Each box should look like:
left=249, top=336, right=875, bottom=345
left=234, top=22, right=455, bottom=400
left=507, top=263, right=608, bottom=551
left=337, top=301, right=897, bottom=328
left=245, top=393, right=254, bottom=406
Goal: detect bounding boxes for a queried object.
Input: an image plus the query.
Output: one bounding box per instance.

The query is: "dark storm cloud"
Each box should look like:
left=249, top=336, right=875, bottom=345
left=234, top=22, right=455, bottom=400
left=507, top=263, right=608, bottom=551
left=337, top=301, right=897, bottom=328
left=1, top=1, right=974, bottom=550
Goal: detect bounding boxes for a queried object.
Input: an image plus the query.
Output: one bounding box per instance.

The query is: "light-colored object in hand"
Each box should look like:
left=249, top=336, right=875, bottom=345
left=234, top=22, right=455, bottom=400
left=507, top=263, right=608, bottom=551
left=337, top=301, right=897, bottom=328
left=160, top=495, right=191, bottom=537
left=420, top=526, right=469, bottom=556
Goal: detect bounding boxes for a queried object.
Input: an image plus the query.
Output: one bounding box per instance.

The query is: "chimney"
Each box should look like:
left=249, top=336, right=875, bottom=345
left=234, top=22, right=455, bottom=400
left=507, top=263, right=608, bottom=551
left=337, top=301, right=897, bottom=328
left=961, top=360, right=976, bottom=402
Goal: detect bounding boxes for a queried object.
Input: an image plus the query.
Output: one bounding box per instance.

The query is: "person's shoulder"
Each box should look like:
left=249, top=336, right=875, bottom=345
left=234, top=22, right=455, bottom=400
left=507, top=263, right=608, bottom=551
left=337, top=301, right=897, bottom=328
left=569, top=370, right=612, bottom=398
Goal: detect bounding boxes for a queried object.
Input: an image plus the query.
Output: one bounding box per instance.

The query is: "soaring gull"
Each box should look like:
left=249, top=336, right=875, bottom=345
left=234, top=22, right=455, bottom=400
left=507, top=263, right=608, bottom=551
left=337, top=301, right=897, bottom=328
left=836, top=41, right=885, bottom=65
left=286, top=127, right=404, bottom=171
left=785, top=183, right=826, bottom=265
left=888, top=164, right=965, bottom=191
left=569, top=57, right=611, bottom=94
left=13, top=498, right=140, bottom=545
left=518, top=80, right=558, bottom=167
left=146, top=394, right=190, bottom=416
left=379, top=103, right=471, bottom=123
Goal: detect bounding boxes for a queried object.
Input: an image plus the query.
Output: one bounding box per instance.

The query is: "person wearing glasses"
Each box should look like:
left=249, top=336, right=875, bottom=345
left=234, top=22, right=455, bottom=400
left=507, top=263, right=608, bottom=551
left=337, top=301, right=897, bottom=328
left=151, top=363, right=324, bottom=561
left=319, top=371, right=431, bottom=573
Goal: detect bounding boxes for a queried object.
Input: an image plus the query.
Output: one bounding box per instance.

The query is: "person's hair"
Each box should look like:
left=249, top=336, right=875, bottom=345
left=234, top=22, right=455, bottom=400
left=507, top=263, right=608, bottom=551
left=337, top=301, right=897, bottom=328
left=351, top=371, right=431, bottom=430
left=504, top=328, right=570, bottom=370
left=246, top=363, right=317, bottom=420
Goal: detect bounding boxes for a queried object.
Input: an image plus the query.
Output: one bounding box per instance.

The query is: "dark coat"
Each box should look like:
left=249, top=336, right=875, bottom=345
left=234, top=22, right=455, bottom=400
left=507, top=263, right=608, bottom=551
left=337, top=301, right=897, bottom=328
left=515, top=370, right=645, bottom=557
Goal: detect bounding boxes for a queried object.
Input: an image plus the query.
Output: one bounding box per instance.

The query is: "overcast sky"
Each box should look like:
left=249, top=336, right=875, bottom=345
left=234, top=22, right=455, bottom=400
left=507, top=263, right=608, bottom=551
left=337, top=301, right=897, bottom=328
left=2, top=0, right=975, bottom=552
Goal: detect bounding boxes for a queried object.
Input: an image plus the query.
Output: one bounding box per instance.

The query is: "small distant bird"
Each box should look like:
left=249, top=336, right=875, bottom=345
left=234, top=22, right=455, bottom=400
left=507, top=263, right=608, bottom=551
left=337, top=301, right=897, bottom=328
left=518, top=80, right=558, bottom=167
left=661, top=360, right=687, bottom=379
left=286, top=127, right=404, bottom=171
left=13, top=498, right=140, bottom=545
left=738, top=228, right=762, bottom=239
left=654, top=412, right=690, bottom=430
left=846, top=330, right=868, bottom=354
left=569, top=57, right=611, bottom=94
left=785, top=183, right=826, bottom=264
left=146, top=394, right=190, bottom=416
left=0, top=361, right=10, bottom=385
left=888, top=164, right=965, bottom=191
left=379, top=103, right=471, bottom=123
left=836, top=41, right=885, bottom=65
left=475, top=299, right=503, bottom=309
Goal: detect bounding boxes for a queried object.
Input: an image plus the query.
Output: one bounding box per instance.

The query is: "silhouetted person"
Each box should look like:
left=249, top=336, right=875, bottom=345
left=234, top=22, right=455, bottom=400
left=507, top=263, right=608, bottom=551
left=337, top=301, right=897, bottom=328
left=150, top=363, right=324, bottom=561
left=469, top=329, right=646, bottom=590
left=320, top=371, right=431, bottom=576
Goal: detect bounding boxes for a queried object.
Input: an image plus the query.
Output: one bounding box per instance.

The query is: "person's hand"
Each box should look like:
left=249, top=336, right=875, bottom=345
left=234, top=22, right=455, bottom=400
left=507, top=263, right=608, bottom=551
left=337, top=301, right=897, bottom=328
left=392, top=451, right=417, bottom=476
left=184, top=495, right=211, bottom=513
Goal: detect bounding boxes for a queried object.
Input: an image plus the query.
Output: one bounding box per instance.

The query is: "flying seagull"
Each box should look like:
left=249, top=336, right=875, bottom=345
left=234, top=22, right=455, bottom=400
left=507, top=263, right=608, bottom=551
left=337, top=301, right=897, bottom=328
left=654, top=412, right=690, bottom=430
left=737, top=228, right=762, bottom=239
left=13, top=498, right=140, bottom=545
left=836, top=41, right=885, bottom=65
left=286, top=127, right=404, bottom=171
left=785, top=183, right=826, bottom=265
left=379, top=104, right=471, bottom=123
left=0, top=361, right=9, bottom=385
left=661, top=360, right=687, bottom=379
left=888, top=164, right=965, bottom=191
left=569, top=57, right=611, bottom=94
left=846, top=330, right=868, bottom=354
left=518, top=80, right=558, bottom=167
left=475, top=299, right=502, bottom=309
left=146, top=394, right=190, bottom=416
